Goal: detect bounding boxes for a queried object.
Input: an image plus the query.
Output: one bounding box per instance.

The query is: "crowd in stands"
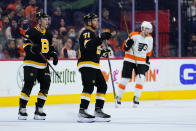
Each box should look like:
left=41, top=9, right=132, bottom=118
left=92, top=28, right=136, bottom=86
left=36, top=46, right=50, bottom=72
left=1, top=0, right=196, bottom=59
left=0, top=0, right=124, bottom=59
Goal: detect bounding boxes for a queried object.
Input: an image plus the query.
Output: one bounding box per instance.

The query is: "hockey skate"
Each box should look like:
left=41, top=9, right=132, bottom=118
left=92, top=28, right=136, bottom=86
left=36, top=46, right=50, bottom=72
left=34, top=106, right=46, bottom=120
left=133, top=96, right=139, bottom=108
left=18, top=108, right=28, bottom=120
left=116, top=96, right=122, bottom=105
left=94, top=107, right=111, bottom=122
left=77, top=108, right=95, bottom=123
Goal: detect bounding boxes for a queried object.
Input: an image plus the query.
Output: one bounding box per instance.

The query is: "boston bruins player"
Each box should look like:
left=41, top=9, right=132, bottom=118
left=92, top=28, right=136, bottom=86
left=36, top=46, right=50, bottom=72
left=116, top=21, right=153, bottom=107
left=77, top=13, right=112, bottom=122
left=18, top=12, right=58, bottom=120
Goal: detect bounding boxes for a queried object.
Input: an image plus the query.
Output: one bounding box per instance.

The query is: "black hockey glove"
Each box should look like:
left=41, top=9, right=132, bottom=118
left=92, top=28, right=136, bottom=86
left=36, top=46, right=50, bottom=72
left=101, top=48, right=111, bottom=58
left=50, top=51, right=58, bottom=65
left=124, top=39, right=134, bottom=51
left=146, top=56, right=150, bottom=65
left=31, top=44, right=41, bottom=54
left=145, top=56, right=150, bottom=72
left=100, top=32, right=112, bottom=41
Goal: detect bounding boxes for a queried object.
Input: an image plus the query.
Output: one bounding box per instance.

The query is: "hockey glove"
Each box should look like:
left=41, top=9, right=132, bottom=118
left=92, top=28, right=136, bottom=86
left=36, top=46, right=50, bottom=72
left=100, top=32, right=112, bottom=41
left=124, top=39, right=134, bottom=51
left=101, top=48, right=111, bottom=58
left=146, top=56, right=150, bottom=65
left=50, top=51, right=58, bottom=65
left=31, top=44, right=41, bottom=54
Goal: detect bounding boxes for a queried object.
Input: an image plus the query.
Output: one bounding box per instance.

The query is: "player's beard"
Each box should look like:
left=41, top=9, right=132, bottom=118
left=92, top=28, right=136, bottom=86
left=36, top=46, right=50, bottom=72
left=90, top=21, right=98, bottom=30
left=91, top=24, right=97, bottom=30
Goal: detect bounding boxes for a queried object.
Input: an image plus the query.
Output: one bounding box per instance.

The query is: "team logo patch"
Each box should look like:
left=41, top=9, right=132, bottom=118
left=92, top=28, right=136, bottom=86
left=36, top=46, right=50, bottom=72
left=30, top=72, right=34, bottom=76
left=138, top=43, right=148, bottom=51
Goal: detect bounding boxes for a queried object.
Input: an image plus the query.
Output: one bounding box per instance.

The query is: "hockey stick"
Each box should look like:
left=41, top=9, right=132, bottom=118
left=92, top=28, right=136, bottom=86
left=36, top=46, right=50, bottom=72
left=104, top=41, right=118, bottom=107
left=119, top=0, right=141, bottom=78
left=120, top=0, right=138, bottom=67
left=21, top=34, right=61, bottom=80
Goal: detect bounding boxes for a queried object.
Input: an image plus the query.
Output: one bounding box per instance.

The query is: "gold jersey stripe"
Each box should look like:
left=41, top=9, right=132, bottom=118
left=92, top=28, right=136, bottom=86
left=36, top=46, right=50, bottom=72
left=24, top=60, right=47, bottom=66
left=77, top=61, right=100, bottom=67
left=23, top=43, right=32, bottom=48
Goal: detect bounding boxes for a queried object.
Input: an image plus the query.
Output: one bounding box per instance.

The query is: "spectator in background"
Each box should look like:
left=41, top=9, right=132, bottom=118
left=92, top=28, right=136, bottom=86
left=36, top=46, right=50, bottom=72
left=61, top=38, right=76, bottom=58
left=0, top=7, right=2, bottom=19
left=60, top=18, right=67, bottom=28
left=102, top=8, right=118, bottom=30
left=187, top=34, right=196, bottom=56
left=7, top=9, right=15, bottom=25
left=51, top=8, right=64, bottom=30
left=187, top=0, right=196, bottom=34
left=13, top=7, right=24, bottom=23
left=58, top=26, right=67, bottom=41
left=10, top=19, right=21, bottom=39
left=6, top=0, right=22, bottom=11
left=24, top=0, right=38, bottom=21
left=68, top=27, right=77, bottom=49
left=16, top=38, right=25, bottom=58
left=4, top=39, right=20, bottom=58
left=0, top=16, right=9, bottom=49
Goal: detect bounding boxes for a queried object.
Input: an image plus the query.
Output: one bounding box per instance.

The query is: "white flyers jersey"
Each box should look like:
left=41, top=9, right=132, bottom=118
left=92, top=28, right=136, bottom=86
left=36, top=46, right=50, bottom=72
left=122, top=32, right=153, bottom=64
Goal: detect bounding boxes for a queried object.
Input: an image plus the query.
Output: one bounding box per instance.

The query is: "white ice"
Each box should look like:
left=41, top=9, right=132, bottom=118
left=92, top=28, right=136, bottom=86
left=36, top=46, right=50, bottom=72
left=0, top=100, right=196, bottom=131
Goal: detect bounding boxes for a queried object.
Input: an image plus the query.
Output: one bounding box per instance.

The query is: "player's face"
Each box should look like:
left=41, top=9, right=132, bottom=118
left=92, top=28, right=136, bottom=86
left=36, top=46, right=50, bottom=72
left=142, top=28, right=151, bottom=36
left=41, top=18, right=49, bottom=28
left=91, top=18, right=99, bottom=29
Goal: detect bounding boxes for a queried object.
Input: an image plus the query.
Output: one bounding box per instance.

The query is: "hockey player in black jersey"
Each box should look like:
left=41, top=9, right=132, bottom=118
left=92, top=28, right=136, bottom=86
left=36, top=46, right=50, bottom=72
left=77, top=13, right=112, bottom=123
left=18, top=12, right=58, bottom=120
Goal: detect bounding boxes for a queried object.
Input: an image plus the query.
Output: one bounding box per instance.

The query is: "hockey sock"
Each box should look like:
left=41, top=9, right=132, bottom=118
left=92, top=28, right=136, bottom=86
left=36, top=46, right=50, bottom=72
left=134, top=74, right=145, bottom=98
left=117, top=78, right=129, bottom=98
left=95, top=93, right=105, bottom=109
left=19, top=92, right=29, bottom=108
left=80, top=93, right=91, bottom=109
left=36, top=92, right=47, bottom=108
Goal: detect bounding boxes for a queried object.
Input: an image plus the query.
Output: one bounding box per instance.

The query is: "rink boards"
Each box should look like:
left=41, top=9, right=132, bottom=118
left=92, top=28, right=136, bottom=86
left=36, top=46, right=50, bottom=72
left=0, top=58, right=196, bottom=107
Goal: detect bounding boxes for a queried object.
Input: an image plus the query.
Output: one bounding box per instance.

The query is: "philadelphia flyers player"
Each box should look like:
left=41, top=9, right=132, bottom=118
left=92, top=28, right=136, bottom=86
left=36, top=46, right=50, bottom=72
left=116, top=21, right=153, bottom=107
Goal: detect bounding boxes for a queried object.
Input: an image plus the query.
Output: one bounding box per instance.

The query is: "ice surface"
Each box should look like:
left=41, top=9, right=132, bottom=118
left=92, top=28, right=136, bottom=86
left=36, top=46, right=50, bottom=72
left=0, top=100, right=196, bottom=131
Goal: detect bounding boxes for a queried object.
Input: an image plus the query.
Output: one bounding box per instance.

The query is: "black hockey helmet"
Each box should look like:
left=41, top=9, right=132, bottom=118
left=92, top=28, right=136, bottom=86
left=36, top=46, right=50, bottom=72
left=36, top=12, right=48, bottom=21
left=83, top=13, right=98, bottom=25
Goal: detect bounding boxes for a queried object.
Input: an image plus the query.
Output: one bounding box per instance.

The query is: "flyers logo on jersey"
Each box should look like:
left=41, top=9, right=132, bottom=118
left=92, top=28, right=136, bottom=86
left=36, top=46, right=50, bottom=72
left=138, top=43, right=148, bottom=51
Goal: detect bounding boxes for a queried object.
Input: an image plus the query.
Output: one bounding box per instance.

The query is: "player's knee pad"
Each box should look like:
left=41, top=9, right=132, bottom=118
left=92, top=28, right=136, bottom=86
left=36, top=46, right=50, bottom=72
left=136, top=74, right=145, bottom=84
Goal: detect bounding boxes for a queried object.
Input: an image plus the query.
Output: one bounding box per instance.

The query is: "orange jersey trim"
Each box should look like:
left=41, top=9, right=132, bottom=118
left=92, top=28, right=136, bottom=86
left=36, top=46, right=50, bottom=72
left=147, top=50, right=152, bottom=57
left=124, top=54, right=146, bottom=62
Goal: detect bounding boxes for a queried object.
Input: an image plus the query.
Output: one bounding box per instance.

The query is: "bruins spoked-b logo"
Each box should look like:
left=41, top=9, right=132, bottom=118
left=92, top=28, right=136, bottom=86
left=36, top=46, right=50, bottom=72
left=138, top=43, right=148, bottom=51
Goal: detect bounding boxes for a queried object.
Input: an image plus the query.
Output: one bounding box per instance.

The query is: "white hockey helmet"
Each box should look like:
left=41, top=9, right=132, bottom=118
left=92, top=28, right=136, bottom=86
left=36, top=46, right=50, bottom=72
left=141, top=21, right=153, bottom=33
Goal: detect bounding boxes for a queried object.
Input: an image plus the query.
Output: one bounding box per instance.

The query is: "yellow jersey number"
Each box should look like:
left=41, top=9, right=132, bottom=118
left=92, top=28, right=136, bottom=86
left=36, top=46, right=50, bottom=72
left=82, top=32, right=101, bottom=55
left=41, top=39, right=49, bottom=53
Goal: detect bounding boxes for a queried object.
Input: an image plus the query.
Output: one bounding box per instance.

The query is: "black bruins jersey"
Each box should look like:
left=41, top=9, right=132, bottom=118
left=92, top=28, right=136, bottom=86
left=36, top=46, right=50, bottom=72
left=77, top=29, right=102, bottom=69
left=23, top=27, right=53, bottom=69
